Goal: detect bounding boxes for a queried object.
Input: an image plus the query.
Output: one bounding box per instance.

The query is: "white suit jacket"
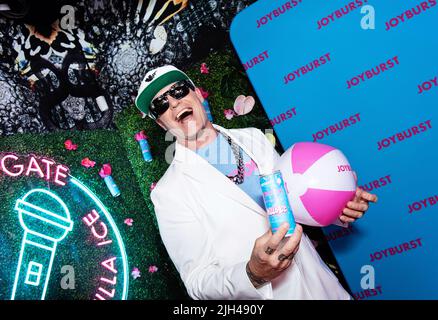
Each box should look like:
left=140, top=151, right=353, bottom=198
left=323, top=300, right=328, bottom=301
left=151, top=125, right=351, bottom=300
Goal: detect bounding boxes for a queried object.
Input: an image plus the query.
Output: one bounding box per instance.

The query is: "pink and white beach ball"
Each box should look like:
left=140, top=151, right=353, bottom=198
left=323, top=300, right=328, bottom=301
left=275, top=142, right=357, bottom=226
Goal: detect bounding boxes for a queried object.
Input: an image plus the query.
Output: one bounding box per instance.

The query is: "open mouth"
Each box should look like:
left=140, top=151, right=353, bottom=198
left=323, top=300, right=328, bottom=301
left=176, top=108, right=193, bottom=123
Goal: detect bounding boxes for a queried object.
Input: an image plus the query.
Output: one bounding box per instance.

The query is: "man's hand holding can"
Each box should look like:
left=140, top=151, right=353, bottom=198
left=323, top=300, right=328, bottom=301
left=246, top=222, right=303, bottom=288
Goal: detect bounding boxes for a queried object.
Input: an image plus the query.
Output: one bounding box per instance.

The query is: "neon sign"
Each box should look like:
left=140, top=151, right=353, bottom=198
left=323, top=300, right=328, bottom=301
left=72, top=177, right=128, bottom=300
left=0, top=153, right=69, bottom=186
left=12, top=189, right=73, bottom=300
left=0, top=153, right=128, bottom=300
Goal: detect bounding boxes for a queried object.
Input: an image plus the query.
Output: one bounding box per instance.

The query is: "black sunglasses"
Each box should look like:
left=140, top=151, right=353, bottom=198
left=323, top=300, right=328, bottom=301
left=149, top=80, right=195, bottom=120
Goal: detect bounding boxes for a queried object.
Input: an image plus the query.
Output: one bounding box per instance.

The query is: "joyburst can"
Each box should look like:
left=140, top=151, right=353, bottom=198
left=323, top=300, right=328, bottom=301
left=103, top=175, right=121, bottom=197
left=260, top=171, right=296, bottom=236
left=138, top=138, right=153, bottom=162
left=202, top=100, right=214, bottom=122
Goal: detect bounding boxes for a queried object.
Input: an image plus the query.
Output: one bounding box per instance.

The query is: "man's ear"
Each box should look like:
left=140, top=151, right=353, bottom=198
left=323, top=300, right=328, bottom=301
left=194, top=87, right=205, bottom=103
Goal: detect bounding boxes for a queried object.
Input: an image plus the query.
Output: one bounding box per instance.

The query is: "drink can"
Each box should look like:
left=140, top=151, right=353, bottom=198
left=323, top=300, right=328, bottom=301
left=203, top=100, right=214, bottom=122
left=260, top=170, right=296, bottom=236
left=139, top=139, right=153, bottom=162
left=104, top=175, right=121, bottom=197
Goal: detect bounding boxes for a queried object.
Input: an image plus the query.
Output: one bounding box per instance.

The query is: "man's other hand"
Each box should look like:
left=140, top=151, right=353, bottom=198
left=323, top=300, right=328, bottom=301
left=340, top=187, right=378, bottom=223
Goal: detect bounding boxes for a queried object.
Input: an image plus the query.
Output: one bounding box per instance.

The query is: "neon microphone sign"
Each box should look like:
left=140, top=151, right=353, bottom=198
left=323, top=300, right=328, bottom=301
left=0, top=153, right=129, bottom=300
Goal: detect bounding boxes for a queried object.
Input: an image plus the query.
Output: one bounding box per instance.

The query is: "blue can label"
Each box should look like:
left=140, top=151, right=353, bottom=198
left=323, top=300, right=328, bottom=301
left=260, top=171, right=296, bottom=236
left=139, top=139, right=153, bottom=162
left=104, top=176, right=121, bottom=197
left=203, top=100, right=214, bottom=122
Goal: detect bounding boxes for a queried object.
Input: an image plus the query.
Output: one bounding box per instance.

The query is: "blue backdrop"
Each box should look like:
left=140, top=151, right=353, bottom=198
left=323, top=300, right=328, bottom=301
left=230, top=0, right=438, bottom=299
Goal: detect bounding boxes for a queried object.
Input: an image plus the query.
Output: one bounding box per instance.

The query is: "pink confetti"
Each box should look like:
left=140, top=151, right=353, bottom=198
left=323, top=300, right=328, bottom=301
left=99, top=163, right=112, bottom=178
left=124, top=218, right=134, bottom=226
left=148, top=265, right=158, bottom=273
left=198, top=87, right=209, bottom=99
left=224, top=109, right=235, bottom=120
left=200, top=63, right=209, bottom=74
left=64, top=139, right=78, bottom=151
left=135, top=130, right=148, bottom=141
left=131, top=267, right=141, bottom=279
left=150, top=182, right=157, bottom=191
left=81, top=157, right=96, bottom=168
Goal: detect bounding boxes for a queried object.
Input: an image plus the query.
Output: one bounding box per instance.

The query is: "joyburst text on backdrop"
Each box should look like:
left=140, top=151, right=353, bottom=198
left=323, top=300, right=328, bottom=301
left=231, top=0, right=437, bottom=299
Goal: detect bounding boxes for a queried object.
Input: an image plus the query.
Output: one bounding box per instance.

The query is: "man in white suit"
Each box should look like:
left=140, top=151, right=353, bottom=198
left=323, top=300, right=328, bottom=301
left=135, top=65, right=378, bottom=300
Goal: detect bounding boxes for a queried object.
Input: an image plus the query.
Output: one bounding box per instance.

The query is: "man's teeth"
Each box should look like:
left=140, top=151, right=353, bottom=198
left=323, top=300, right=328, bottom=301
left=176, top=108, right=192, bottom=121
